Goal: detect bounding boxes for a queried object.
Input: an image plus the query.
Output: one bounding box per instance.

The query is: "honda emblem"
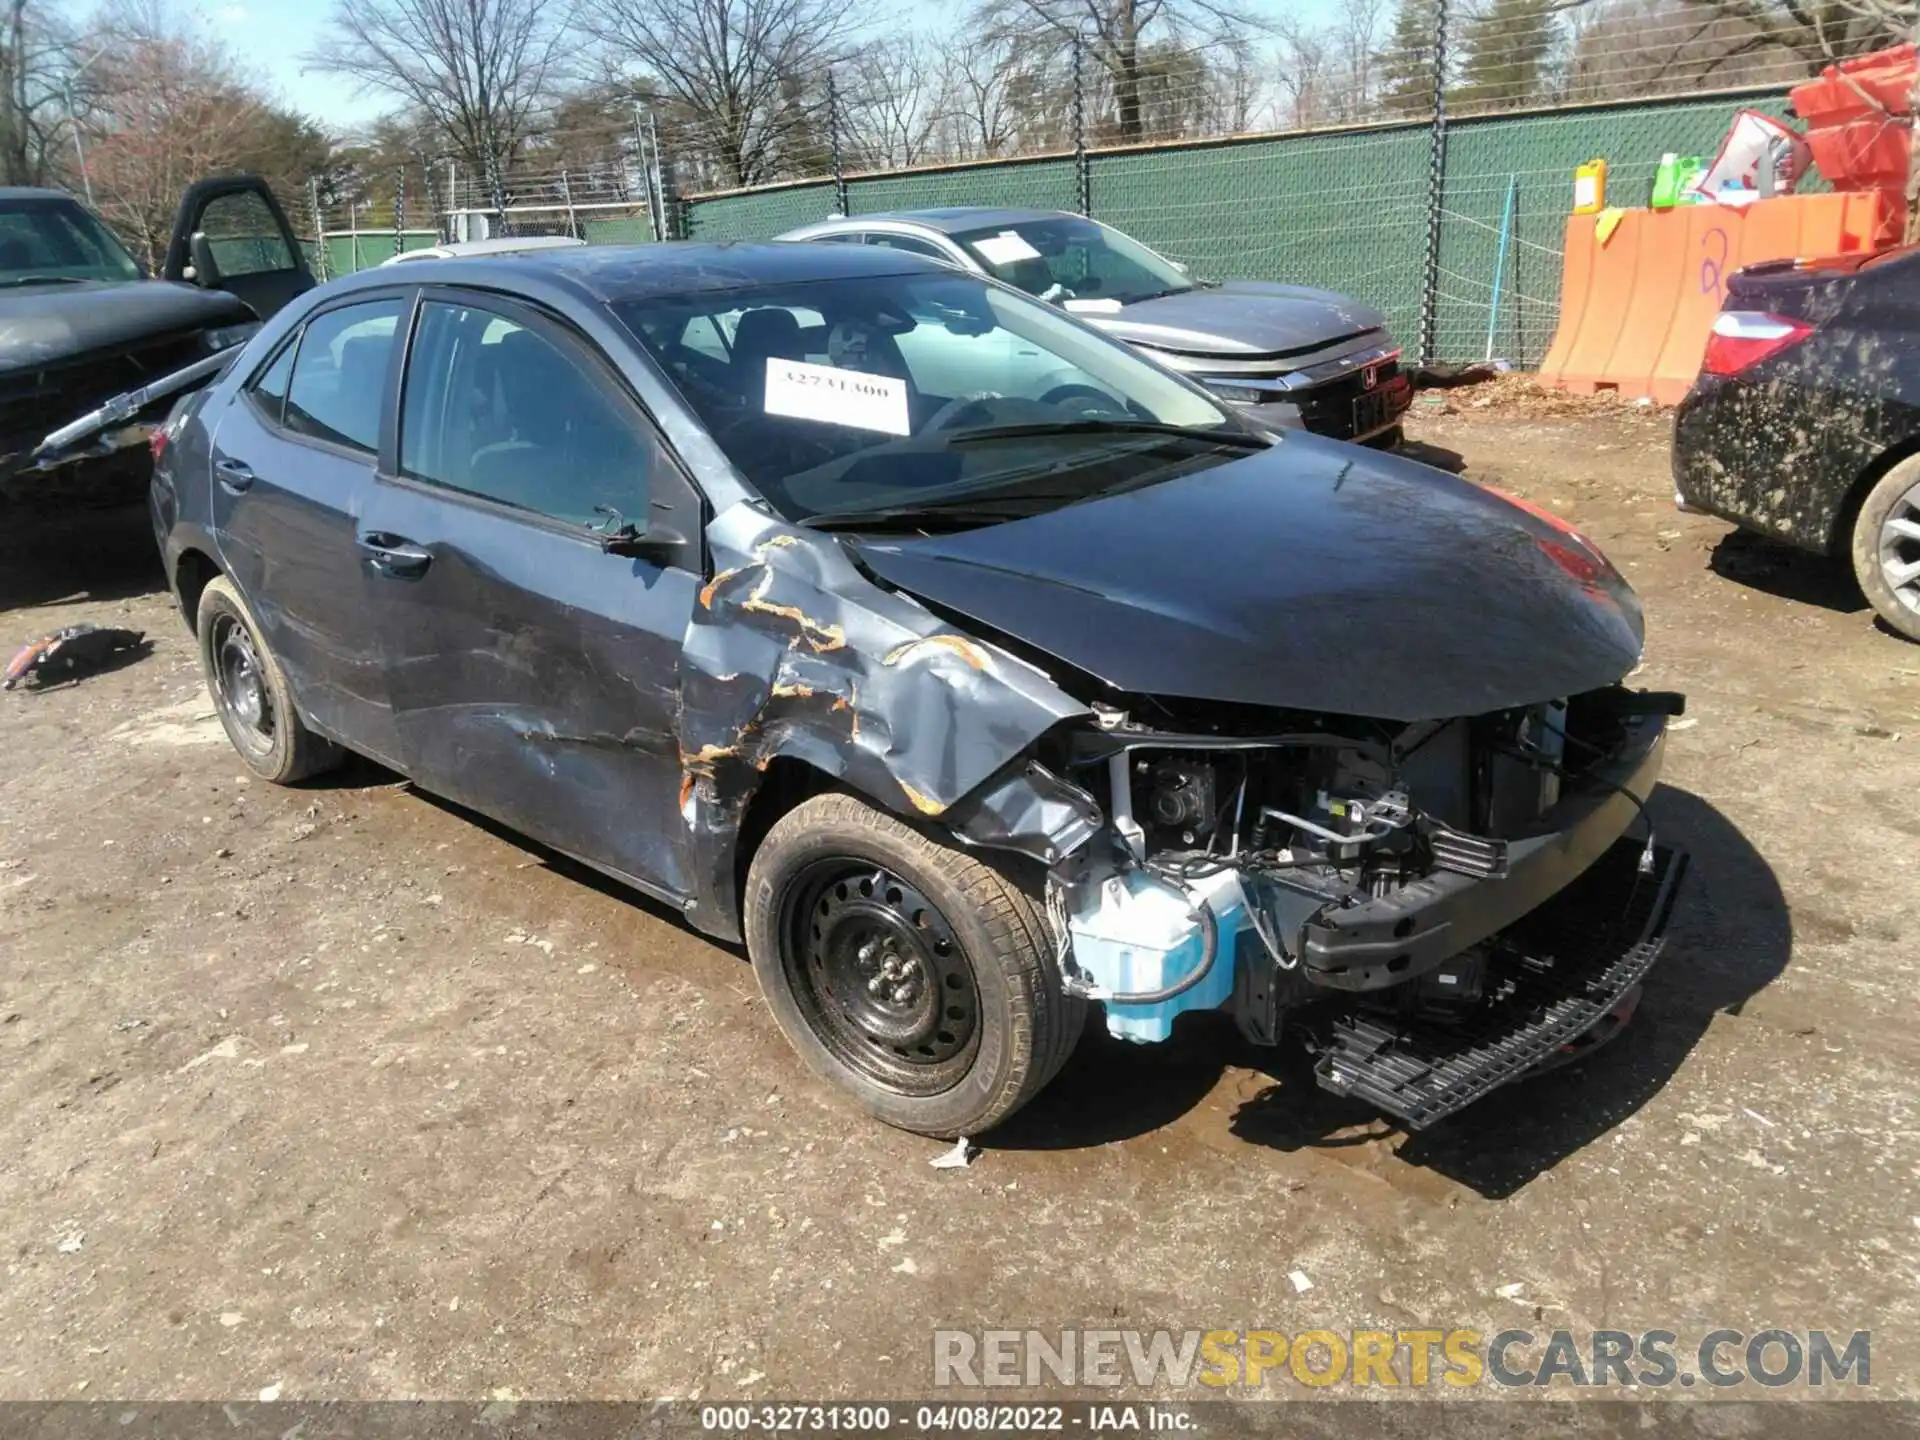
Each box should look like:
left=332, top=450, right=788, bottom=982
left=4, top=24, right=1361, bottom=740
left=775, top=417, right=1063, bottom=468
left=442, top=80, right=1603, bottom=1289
left=1361, top=364, right=1380, bottom=391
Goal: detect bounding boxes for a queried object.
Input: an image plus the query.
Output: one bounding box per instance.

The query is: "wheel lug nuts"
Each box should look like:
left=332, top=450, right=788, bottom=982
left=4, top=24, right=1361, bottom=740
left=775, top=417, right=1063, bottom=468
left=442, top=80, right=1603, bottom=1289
left=890, top=984, right=914, bottom=1004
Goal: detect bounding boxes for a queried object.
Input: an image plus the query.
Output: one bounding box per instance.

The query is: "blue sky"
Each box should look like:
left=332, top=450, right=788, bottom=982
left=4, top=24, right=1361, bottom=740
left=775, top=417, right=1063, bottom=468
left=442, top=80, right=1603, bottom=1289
left=211, top=0, right=395, bottom=129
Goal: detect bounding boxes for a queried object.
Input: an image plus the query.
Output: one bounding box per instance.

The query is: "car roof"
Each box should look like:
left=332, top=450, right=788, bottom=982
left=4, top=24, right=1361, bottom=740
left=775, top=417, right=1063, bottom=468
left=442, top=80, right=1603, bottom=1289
left=330, top=239, right=945, bottom=304
left=843, top=207, right=1070, bottom=235
left=0, top=186, right=78, bottom=203
left=385, top=235, right=587, bottom=264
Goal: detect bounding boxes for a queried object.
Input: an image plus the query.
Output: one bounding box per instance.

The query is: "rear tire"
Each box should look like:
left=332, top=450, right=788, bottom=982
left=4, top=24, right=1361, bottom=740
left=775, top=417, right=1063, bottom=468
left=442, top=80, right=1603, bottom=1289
left=744, top=792, right=1084, bottom=1138
left=196, top=575, right=342, bottom=784
left=1851, top=456, right=1920, bottom=643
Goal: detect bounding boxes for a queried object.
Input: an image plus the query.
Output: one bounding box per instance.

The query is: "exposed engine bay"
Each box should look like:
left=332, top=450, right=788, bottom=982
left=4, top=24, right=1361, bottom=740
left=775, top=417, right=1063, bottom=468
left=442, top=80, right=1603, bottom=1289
left=1036, top=683, right=1688, bottom=1128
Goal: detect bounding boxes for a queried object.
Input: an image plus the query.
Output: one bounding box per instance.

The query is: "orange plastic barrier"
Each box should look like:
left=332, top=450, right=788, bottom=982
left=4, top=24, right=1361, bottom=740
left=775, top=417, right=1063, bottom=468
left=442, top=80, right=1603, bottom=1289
left=1537, top=191, right=1900, bottom=404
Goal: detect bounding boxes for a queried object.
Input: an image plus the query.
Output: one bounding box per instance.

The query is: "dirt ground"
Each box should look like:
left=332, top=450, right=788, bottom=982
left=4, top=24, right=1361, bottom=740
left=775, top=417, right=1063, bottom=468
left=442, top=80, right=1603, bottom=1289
left=1, top=394, right=1916, bottom=1408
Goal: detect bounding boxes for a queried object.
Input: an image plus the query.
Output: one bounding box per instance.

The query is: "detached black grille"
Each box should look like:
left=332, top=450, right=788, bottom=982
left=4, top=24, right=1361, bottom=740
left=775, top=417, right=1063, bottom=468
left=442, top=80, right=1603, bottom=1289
left=1313, top=839, right=1686, bottom=1129
left=1295, top=359, right=1410, bottom=441
left=0, top=331, right=206, bottom=455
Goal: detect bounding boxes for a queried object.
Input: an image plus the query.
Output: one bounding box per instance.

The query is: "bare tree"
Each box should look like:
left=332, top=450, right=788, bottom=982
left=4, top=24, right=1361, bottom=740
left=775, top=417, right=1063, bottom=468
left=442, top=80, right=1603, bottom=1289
left=581, top=0, right=864, bottom=188
left=1274, top=12, right=1332, bottom=124
left=978, top=0, right=1265, bottom=140
left=0, top=0, right=79, bottom=187
left=81, top=30, right=270, bottom=264
left=929, top=26, right=1072, bottom=157
left=842, top=33, right=942, bottom=170
left=309, top=0, right=574, bottom=174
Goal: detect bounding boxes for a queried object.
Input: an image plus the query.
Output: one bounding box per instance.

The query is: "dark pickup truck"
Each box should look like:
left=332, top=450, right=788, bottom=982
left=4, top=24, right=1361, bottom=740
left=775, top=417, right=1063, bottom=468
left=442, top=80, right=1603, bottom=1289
left=2, top=175, right=314, bottom=506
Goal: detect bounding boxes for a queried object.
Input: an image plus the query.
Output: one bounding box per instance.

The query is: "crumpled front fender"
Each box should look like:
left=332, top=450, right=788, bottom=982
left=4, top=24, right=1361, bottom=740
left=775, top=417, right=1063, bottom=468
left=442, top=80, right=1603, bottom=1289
left=675, top=503, right=1099, bottom=940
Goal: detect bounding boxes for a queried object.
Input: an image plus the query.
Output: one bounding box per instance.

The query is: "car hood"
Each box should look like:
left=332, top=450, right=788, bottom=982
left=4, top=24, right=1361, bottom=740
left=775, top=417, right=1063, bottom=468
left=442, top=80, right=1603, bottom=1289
left=1085, top=280, right=1389, bottom=360
left=847, top=434, right=1644, bottom=721
left=0, top=280, right=250, bottom=373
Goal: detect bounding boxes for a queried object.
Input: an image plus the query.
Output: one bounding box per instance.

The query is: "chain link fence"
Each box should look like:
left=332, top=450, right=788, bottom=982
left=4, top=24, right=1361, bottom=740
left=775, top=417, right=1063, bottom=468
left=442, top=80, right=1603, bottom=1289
left=302, top=0, right=1864, bottom=365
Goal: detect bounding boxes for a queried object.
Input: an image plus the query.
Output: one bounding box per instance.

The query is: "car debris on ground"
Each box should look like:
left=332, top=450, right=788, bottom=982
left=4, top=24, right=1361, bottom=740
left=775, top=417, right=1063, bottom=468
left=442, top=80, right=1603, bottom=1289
left=3, top=624, right=147, bottom=690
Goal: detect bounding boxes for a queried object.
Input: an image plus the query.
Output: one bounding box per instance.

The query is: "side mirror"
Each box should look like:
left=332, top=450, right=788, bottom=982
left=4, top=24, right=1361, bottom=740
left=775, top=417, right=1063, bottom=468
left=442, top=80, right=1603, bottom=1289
left=1169, top=259, right=1190, bottom=276
left=187, top=232, right=222, bottom=287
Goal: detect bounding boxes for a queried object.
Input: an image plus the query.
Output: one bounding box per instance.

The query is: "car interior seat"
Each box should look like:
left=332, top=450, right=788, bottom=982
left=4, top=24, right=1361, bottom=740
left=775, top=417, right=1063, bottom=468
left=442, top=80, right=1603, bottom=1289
left=729, top=309, right=804, bottom=406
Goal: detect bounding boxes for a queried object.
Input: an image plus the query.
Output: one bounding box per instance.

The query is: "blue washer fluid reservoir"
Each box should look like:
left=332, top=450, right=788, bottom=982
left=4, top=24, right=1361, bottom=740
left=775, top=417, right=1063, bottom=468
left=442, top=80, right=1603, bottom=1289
left=1065, top=868, right=1247, bottom=1043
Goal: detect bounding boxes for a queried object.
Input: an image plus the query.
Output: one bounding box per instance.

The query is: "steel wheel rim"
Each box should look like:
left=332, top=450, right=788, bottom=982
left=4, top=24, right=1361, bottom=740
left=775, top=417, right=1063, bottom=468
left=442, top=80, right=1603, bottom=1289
left=1880, top=477, right=1920, bottom=617
left=779, top=859, right=981, bottom=1096
left=209, top=613, right=275, bottom=756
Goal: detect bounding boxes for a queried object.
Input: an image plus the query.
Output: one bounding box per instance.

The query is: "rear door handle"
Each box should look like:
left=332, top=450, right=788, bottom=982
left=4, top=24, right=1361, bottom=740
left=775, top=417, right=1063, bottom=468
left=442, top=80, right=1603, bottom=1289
left=358, top=532, right=433, bottom=578
left=214, top=457, right=255, bottom=493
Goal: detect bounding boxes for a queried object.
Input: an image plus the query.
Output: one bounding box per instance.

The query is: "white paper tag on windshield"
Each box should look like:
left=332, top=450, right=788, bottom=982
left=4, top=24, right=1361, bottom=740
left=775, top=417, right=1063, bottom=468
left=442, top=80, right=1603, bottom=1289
left=1062, top=298, right=1124, bottom=313
left=972, top=230, right=1042, bottom=265
left=763, top=357, right=911, bottom=437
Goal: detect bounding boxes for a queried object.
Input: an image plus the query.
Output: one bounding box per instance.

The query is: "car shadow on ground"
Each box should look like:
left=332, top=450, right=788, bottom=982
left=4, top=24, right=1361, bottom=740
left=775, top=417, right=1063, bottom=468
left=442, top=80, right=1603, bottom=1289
left=1396, top=437, right=1468, bottom=474
left=351, top=769, right=741, bottom=948
left=1706, top=529, right=1868, bottom=615
left=994, top=786, right=1790, bottom=1198
left=0, top=500, right=167, bottom=611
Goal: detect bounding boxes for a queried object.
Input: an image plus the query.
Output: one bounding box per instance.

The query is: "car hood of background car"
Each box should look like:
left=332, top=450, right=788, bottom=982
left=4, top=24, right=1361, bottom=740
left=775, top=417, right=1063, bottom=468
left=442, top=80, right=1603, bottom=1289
left=0, top=280, right=251, bottom=373
left=1089, top=280, right=1389, bottom=360
left=847, top=434, right=1645, bottom=721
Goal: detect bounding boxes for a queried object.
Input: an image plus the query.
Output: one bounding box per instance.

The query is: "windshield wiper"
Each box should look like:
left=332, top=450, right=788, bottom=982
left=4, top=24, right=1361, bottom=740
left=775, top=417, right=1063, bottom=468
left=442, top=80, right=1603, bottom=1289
left=942, top=418, right=1270, bottom=450
left=0, top=274, right=91, bottom=288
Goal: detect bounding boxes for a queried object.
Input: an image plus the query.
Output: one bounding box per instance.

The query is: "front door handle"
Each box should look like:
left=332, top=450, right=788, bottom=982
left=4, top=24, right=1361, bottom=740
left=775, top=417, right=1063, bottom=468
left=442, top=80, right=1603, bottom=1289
left=358, top=532, right=433, bottom=578
left=214, top=457, right=255, bottom=494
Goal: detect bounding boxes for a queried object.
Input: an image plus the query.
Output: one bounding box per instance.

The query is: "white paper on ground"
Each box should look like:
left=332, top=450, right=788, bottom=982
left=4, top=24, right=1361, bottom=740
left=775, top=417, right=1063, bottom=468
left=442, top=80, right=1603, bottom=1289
left=972, top=230, right=1043, bottom=265
left=763, top=356, right=911, bottom=436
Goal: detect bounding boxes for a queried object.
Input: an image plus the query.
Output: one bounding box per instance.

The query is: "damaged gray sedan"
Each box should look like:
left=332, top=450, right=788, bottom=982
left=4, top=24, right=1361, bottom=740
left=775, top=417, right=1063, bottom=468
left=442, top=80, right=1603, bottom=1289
left=151, top=241, right=1686, bottom=1138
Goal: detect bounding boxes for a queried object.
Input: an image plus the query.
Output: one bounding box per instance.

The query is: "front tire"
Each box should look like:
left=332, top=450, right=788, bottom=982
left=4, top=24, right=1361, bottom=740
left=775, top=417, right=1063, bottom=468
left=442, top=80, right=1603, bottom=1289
left=1852, top=456, right=1920, bottom=643
left=196, top=575, right=342, bottom=784
left=744, top=792, right=1084, bottom=1138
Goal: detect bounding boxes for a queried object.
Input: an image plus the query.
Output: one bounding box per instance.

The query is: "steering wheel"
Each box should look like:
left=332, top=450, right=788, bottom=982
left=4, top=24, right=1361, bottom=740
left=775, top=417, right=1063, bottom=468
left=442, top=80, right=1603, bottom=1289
left=1039, top=383, right=1131, bottom=419
left=919, top=393, right=1003, bottom=433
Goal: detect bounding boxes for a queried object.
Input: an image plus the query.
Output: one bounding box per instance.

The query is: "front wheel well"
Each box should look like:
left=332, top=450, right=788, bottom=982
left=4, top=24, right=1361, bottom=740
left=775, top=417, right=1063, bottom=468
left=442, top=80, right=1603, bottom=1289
left=174, top=549, right=221, bottom=633
left=732, top=757, right=840, bottom=916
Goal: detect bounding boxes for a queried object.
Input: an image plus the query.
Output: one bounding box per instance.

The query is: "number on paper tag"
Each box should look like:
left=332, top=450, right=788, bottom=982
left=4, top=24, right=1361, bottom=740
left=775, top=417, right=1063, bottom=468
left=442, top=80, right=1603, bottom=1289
left=763, top=357, right=911, bottom=437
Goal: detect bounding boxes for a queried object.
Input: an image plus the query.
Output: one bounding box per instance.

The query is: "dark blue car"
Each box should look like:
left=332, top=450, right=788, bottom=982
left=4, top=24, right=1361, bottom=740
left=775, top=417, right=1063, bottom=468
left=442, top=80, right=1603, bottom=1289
left=151, top=241, right=1683, bottom=1137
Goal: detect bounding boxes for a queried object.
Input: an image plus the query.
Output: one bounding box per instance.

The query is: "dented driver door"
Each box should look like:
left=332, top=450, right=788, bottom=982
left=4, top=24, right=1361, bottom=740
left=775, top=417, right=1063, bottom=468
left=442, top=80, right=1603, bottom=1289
left=361, top=290, right=704, bottom=901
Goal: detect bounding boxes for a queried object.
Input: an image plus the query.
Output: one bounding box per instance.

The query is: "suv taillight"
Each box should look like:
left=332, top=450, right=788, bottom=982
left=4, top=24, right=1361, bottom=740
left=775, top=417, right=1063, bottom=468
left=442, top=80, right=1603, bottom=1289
left=1702, top=310, right=1814, bottom=377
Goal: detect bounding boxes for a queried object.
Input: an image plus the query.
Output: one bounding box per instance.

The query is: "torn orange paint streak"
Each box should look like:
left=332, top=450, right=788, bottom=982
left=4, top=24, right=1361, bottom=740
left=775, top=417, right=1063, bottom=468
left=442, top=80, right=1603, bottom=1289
left=699, top=566, right=747, bottom=609
left=884, top=634, right=988, bottom=670
left=898, top=781, right=946, bottom=816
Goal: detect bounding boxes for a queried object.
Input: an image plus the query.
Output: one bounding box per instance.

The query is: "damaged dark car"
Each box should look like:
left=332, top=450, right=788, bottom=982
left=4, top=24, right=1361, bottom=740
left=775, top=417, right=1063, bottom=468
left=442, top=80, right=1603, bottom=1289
left=6, top=175, right=313, bottom=506
left=152, top=241, right=1685, bottom=1138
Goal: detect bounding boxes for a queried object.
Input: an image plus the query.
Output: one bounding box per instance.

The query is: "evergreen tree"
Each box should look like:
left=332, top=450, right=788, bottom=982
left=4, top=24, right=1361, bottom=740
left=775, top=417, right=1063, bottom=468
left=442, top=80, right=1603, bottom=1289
left=1453, top=0, right=1557, bottom=111
left=1375, top=0, right=1440, bottom=117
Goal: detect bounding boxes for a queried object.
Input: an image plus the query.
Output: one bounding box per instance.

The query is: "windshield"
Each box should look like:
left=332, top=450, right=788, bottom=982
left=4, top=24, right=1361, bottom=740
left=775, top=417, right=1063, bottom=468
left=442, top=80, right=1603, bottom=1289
left=950, top=215, right=1192, bottom=309
left=616, top=270, right=1255, bottom=527
left=0, top=197, right=141, bottom=285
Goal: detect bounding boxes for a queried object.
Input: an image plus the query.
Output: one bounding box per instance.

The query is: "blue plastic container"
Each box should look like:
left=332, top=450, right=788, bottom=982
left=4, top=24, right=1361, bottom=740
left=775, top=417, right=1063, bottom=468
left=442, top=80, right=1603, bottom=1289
left=1066, top=869, right=1245, bottom=1043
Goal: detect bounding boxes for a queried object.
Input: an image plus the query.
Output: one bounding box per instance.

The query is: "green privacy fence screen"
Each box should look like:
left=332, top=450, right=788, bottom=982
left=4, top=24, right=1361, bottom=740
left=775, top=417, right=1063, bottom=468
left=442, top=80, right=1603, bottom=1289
left=675, top=89, right=1792, bottom=369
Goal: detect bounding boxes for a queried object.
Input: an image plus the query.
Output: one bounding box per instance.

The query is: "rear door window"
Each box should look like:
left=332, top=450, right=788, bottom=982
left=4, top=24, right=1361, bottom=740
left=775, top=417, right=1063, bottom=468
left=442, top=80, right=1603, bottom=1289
left=283, top=298, right=404, bottom=453
left=867, top=233, right=950, bottom=262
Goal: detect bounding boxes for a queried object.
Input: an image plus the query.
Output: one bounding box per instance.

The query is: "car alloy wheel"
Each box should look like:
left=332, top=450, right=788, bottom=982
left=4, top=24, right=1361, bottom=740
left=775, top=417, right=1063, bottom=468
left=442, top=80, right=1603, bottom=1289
left=1878, top=474, right=1920, bottom=618
left=780, top=859, right=981, bottom=1096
